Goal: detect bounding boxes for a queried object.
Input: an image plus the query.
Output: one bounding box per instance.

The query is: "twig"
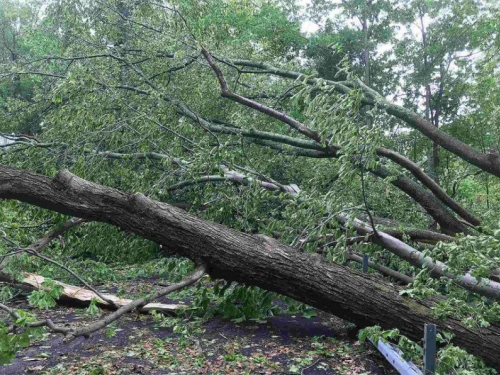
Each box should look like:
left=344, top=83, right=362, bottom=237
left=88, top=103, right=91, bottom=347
left=0, top=218, right=84, bottom=269
left=0, top=302, right=70, bottom=335
left=301, top=358, right=321, bottom=374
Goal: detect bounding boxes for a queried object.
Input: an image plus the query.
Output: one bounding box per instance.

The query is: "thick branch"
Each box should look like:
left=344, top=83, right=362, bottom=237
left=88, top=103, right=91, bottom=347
left=168, top=168, right=299, bottom=195
left=338, top=215, right=500, bottom=299
left=346, top=253, right=413, bottom=284
left=226, top=57, right=500, bottom=178
left=380, top=228, right=454, bottom=244
left=376, top=147, right=480, bottom=226
left=202, top=49, right=330, bottom=147
left=65, top=266, right=205, bottom=340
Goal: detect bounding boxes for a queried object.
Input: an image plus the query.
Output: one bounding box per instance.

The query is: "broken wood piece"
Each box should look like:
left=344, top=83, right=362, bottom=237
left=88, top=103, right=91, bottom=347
left=0, top=272, right=183, bottom=313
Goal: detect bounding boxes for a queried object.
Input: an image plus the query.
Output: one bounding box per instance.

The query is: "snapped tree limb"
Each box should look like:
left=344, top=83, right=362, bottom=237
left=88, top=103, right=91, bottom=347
left=0, top=266, right=204, bottom=341
left=0, top=272, right=183, bottom=313
left=338, top=215, right=500, bottom=299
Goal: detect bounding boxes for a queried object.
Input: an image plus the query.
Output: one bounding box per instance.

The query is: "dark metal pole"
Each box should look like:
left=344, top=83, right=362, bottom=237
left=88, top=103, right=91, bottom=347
left=424, top=324, right=437, bottom=374
left=362, top=254, right=369, bottom=273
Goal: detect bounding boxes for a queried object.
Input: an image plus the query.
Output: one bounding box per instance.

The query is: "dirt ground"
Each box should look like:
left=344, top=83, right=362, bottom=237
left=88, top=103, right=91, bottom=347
left=0, top=279, right=398, bottom=375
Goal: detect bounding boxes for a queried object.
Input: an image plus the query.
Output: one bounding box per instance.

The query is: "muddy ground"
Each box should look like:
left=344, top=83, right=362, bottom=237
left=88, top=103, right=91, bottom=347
left=0, top=279, right=397, bottom=375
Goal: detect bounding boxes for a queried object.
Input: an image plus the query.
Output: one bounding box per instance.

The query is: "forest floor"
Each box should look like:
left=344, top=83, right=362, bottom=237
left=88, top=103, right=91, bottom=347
left=0, top=277, right=398, bottom=375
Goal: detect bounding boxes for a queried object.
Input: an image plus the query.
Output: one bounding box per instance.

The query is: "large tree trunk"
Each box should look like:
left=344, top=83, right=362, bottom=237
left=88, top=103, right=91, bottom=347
left=1, top=165, right=499, bottom=370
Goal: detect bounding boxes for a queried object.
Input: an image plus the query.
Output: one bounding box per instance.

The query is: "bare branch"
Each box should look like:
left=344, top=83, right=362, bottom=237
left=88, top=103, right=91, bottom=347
left=201, top=48, right=328, bottom=145
left=346, top=252, right=413, bottom=284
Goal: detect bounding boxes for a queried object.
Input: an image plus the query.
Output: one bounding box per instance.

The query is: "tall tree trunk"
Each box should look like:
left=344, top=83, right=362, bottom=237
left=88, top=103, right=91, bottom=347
left=433, top=62, right=447, bottom=180
left=0, top=165, right=499, bottom=370
left=419, top=8, right=439, bottom=182
left=362, top=15, right=371, bottom=87
left=361, top=14, right=372, bottom=130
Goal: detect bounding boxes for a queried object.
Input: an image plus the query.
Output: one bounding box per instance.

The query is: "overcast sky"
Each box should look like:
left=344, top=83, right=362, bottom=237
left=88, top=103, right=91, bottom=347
left=300, top=0, right=320, bottom=34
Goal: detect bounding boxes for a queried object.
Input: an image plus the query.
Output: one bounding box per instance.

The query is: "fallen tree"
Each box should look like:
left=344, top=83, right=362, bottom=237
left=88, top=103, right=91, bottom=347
left=0, top=165, right=499, bottom=369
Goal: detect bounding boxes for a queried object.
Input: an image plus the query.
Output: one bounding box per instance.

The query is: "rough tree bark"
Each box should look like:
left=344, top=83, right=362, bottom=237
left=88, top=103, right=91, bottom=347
left=0, top=165, right=499, bottom=369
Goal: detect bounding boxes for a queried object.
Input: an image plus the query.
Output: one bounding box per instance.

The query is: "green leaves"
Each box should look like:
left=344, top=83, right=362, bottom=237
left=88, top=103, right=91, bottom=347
left=27, top=280, right=63, bottom=310
left=0, top=1, right=498, bottom=372
left=358, top=325, right=495, bottom=374
left=86, top=298, right=101, bottom=317
left=197, top=283, right=280, bottom=322
left=0, top=310, right=43, bottom=365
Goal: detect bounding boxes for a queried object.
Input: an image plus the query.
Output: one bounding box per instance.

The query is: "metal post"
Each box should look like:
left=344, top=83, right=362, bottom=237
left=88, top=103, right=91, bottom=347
left=423, top=324, right=437, bottom=374
left=362, top=254, right=369, bottom=273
